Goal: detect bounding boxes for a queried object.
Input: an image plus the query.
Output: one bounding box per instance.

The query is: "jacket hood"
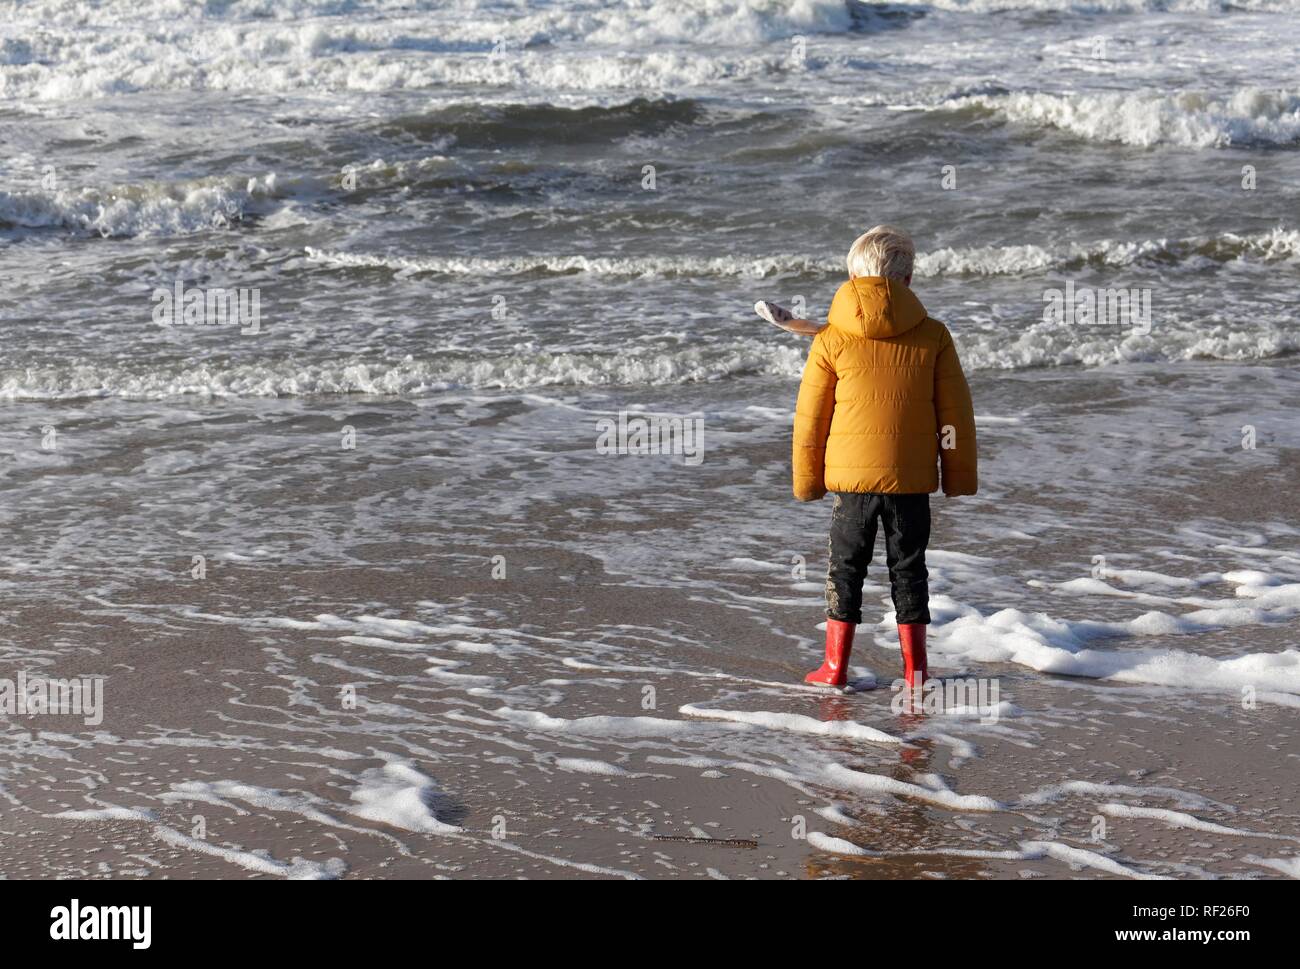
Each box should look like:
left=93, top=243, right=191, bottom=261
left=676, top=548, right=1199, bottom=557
left=826, top=276, right=927, bottom=339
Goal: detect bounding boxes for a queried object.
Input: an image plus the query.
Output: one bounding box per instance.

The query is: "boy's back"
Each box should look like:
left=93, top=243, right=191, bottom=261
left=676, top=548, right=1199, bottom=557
left=793, top=275, right=977, bottom=501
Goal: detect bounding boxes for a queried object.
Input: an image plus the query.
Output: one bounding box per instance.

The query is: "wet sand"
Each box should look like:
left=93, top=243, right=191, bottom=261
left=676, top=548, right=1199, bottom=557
left=3, top=363, right=1298, bottom=879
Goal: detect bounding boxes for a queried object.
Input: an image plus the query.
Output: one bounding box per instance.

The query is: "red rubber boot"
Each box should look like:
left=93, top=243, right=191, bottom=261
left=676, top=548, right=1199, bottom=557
left=805, top=619, right=855, bottom=688
left=898, top=623, right=928, bottom=689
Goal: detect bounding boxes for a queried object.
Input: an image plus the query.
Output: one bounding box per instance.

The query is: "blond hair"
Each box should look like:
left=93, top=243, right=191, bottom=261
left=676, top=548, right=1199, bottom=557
left=846, top=225, right=915, bottom=281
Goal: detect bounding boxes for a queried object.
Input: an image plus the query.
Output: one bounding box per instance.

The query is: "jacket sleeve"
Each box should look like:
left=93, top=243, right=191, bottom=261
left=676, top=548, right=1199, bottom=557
left=792, top=331, right=837, bottom=501
left=934, top=326, right=978, bottom=496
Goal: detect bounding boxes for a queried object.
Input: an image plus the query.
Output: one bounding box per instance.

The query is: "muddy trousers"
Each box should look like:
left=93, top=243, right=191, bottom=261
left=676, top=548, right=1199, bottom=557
left=825, top=492, right=931, bottom=626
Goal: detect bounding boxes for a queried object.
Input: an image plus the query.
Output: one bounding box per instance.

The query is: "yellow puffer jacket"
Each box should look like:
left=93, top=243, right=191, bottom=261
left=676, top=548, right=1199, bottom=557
left=793, top=276, right=977, bottom=500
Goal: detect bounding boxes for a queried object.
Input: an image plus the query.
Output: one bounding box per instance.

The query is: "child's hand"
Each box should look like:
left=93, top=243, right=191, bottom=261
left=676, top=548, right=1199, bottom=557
left=754, top=300, right=794, bottom=326
left=756, top=300, right=826, bottom=336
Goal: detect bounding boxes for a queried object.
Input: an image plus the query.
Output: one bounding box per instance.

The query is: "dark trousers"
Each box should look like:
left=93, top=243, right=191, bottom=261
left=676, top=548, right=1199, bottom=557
left=826, top=492, right=931, bottom=625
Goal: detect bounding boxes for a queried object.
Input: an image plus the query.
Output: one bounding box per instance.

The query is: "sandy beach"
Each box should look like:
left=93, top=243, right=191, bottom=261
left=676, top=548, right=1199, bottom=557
left=3, top=360, right=1297, bottom=879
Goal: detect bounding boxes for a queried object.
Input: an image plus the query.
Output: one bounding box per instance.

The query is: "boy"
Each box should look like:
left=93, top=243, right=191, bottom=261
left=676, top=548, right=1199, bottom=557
left=772, top=225, right=977, bottom=690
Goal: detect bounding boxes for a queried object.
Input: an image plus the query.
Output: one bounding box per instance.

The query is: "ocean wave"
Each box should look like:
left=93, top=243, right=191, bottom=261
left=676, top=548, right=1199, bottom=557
left=546, top=0, right=862, bottom=45
left=5, top=0, right=1291, bottom=38
left=0, top=346, right=808, bottom=400
left=0, top=155, right=469, bottom=238
left=3, top=324, right=1296, bottom=401
left=302, top=247, right=841, bottom=279
left=919, top=228, right=1300, bottom=274
left=1, top=46, right=784, bottom=102
left=0, top=0, right=861, bottom=46
left=0, top=0, right=860, bottom=101
left=5, top=3, right=1295, bottom=105
left=376, top=97, right=706, bottom=148
left=0, top=172, right=304, bottom=238
left=865, top=0, right=1299, bottom=10
left=961, top=322, right=1299, bottom=371
left=942, top=88, right=1300, bottom=148
left=305, top=229, right=1300, bottom=280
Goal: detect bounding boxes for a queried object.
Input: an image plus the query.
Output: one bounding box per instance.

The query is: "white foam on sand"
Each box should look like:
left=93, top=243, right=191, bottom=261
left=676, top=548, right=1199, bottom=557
left=679, top=704, right=901, bottom=744
left=656, top=752, right=1008, bottom=815
left=160, top=779, right=412, bottom=851
left=559, top=656, right=802, bottom=692
left=52, top=805, right=157, bottom=822
left=822, top=763, right=1005, bottom=812
left=491, top=706, right=719, bottom=738
left=347, top=761, right=461, bottom=835
left=486, top=839, right=643, bottom=880
left=152, top=825, right=346, bottom=880
left=1019, top=780, right=1234, bottom=813
left=807, top=832, right=1163, bottom=878
left=154, top=759, right=645, bottom=877
left=554, top=757, right=636, bottom=777
left=807, top=831, right=877, bottom=857
left=495, top=703, right=905, bottom=750
left=938, top=701, right=1024, bottom=720
left=1243, top=855, right=1300, bottom=879
left=46, top=784, right=345, bottom=878
left=921, top=732, right=979, bottom=765
left=1018, top=841, right=1168, bottom=879
left=490, top=706, right=1017, bottom=816
left=928, top=573, right=1300, bottom=698
left=815, top=803, right=871, bottom=826
left=1101, top=804, right=1298, bottom=841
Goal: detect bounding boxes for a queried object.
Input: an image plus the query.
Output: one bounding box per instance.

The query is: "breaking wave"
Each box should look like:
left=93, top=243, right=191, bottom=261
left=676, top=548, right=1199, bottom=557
left=3, top=324, right=1296, bottom=401
left=304, top=229, right=1300, bottom=280
left=0, top=173, right=304, bottom=238
left=941, top=88, right=1300, bottom=148
left=875, top=0, right=1298, bottom=10
left=0, top=0, right=860, bottom=101
left=0, top=346, right=808, bottom=400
